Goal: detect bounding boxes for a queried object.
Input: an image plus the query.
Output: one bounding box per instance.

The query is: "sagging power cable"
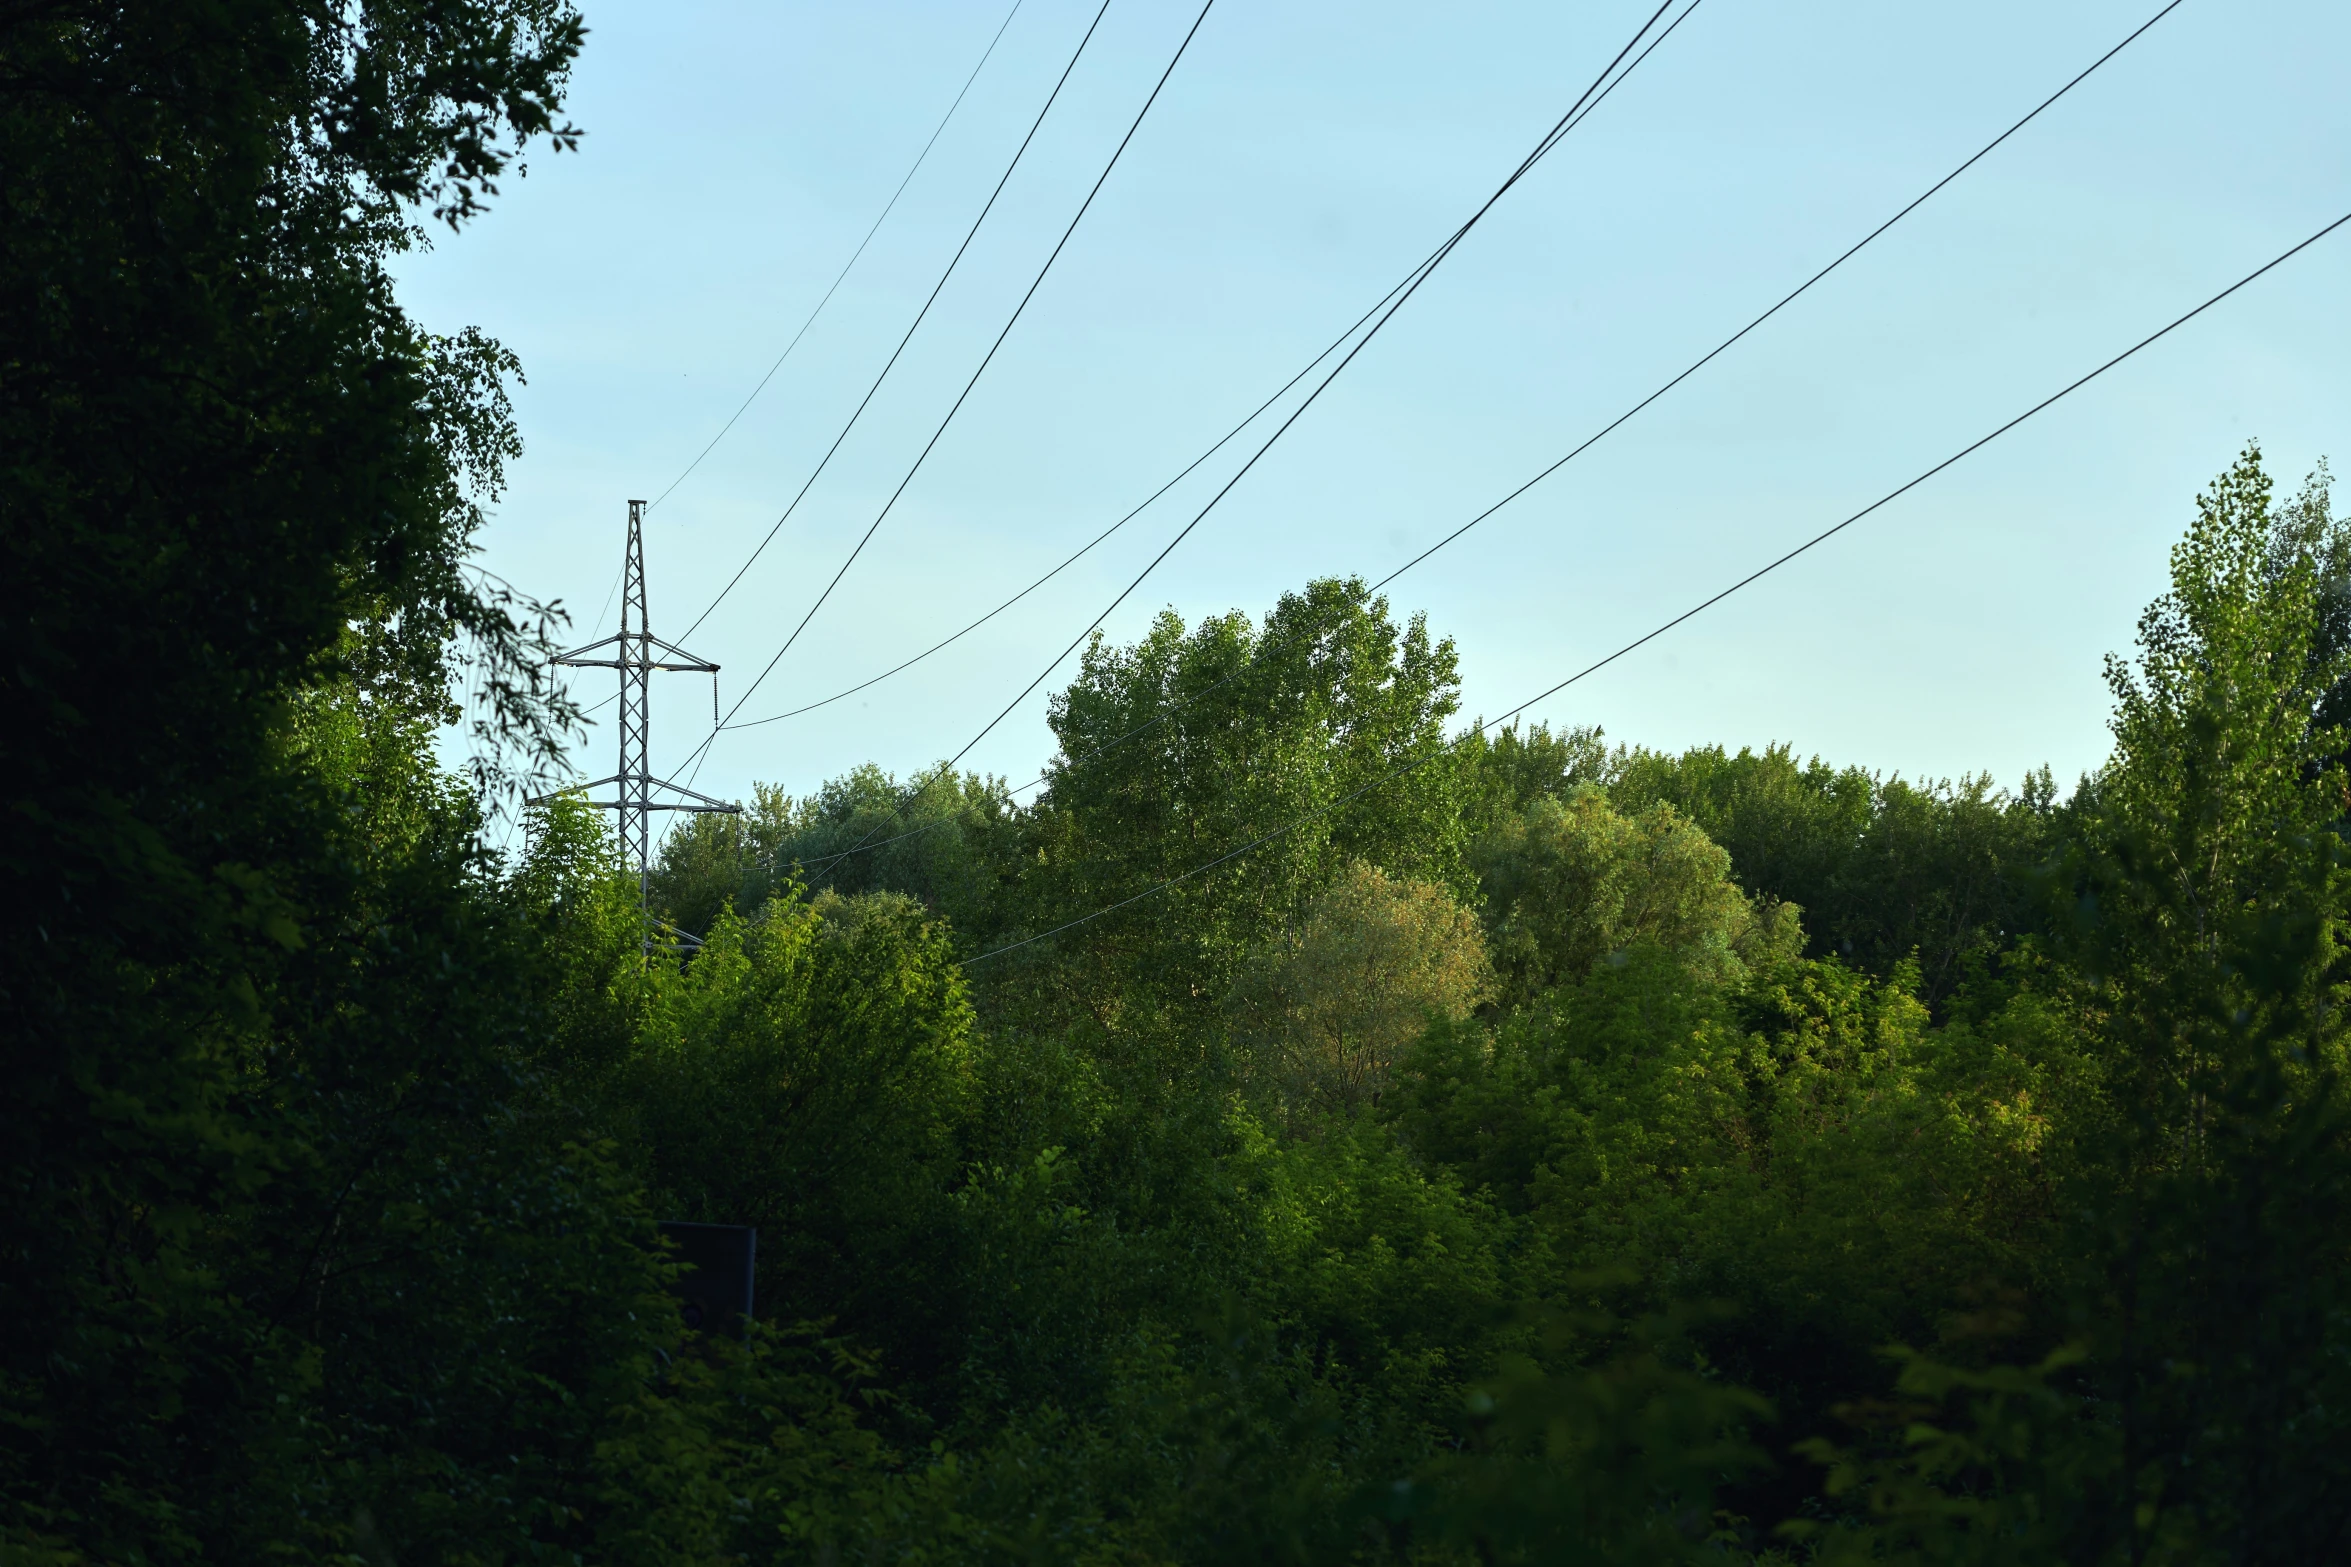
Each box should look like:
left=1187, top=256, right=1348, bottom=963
left=672, top=0, right=1117, bottom=648
left=718, top=0, right=1701, bottom=739
left=930, top=0, right=1696, bottom=777
left=570, top=1, right=1028, bottom=725
left=646, top=0, right=1029, bottom=515
left=725, top=0, right=1693, bottom=869
left=760, top=0, right=2186, bottom=880
left=719, top=0, right=1692, bottom=869
left=960, top=205, right=2351, bottom=965
left=676, top=0, right=1223, bottom=784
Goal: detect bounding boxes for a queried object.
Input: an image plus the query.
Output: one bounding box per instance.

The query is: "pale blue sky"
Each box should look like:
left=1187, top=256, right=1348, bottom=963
left=395, top=0, right=2351, bottom=817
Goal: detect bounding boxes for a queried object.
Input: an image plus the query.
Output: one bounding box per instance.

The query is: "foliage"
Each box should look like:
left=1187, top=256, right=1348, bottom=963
left=569, top=450, right=2351, bottom=1562
left=12, top=0, right=2351, bottom=1552
left=1227, top=861, right=1492, bottom=1125
left=1607, top=746, right=2058, bottom=1005
left=1787, top=1346, right=2113, bottom=1567
left=1395, top=1308, right=1772, bottom=1566
left=0, top=0, right=636, bottom=1557
left=651, top=766, right=1019, bottom=944
left=614, top=889, right=980, bottom=1394
left=2044, top=448, right=2351, bottom=1559
left=1475, top=785, right=1801, bottom=1003
left=982, top=579, right=1471, bottom=1045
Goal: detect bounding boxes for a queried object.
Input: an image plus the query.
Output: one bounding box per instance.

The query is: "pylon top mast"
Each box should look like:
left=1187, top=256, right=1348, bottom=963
left=535, top=499, right=740, bottom=951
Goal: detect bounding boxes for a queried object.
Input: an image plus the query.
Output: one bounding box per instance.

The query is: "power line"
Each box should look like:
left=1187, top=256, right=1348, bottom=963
left=564, top=5, right=1029, bottom=729
left=715, top=274, right=1413, bottom=735
left=933, top=0, right=1694, bottom=777
left=646, top=0, right=1027, bottom=515
left=1020, top=0, right=2186, bottom=750
left=714, top=0, right=1693, bottom=740
left=680, top=0, right=1223, bottom=780
left=1370, top=0, right=2188, bottom=592
left=672, top=0, right=1117, bottom=649
left=958, top=205, right=2351, bottom=966
left=733, top=0, right=1692, bottom=883
left=731, top=0, right=1692, bottom=876
left=753, top=0, right=2183, bottom=882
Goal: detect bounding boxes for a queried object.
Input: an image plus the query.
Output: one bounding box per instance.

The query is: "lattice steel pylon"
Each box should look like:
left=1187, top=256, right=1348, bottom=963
left=536, top=499, right=739, bottom=950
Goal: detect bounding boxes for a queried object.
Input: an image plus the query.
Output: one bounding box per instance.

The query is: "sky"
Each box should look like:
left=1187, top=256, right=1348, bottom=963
left=392, top=0, right=2351, bottom=825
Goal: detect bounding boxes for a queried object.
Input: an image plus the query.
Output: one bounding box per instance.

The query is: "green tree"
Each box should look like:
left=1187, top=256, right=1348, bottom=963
left=0, top=2, right=786, bottom=1557
left=1778, top=449, right=2351, bottom=1564
left=1457, top=717, right=1615, bottom=827
left=991, top=577, right=1470, bottom=1050
left=2049, top=447, right=2351, bottom=1560
left=1608, top=746, right=2057, bottom=1003
left=1227, top=861, right=1491, bottom=1125
left=1474, top=785, right=1801, bottom=1004
left=602, top=889, right=980, bottom=1396
left=650, top=765, right=1020, bottom=944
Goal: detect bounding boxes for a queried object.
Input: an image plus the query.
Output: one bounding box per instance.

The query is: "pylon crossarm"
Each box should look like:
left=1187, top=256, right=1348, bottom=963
left=644, top=775, right=741, bottom=812
left=525, top=774, right=623, bottom=807
left=650, top=917, right=706, bottom=952
left=644, top=634, right=720, bottom=671
left=552, top=632, right=626, bottom=662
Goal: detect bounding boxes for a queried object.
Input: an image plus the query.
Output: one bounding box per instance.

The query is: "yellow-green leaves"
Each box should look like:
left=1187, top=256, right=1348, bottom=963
left=1226, top=861, right=1490, bottom=1126
left=1476, top=786, right=1792, bottom=1003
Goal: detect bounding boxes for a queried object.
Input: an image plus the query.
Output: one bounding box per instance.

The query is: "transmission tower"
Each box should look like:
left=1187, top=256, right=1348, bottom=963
left=538, top=499, right=739, bottom=950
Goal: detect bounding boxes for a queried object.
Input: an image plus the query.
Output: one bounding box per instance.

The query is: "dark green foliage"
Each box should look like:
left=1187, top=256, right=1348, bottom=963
left=579, top=453, right=2351, bottom=1563
left=1608, top=745, right=2059, bottom=1004
left=1394, top=1308, right=1772, bottom=1566
left=990, top=579, right=1471, bottom=1042
left=624, top=891, right=979, bottom=1393
left=651, top=766, right=1020, bottom=945
left=1455, top=717, right=1615, bottom=827
left=11, top=0, right=2351, bottom=1553
left=0, top=1, right=747, bottom=1557
left=2041, top=450, right=2351, bottom=1560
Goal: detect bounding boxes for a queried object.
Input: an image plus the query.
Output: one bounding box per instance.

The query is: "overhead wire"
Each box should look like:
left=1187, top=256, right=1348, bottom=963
left=957, top=206, right=2351, bottom=966
left=743, top=0, right=2185, bottom=883
left=560, top=0, right=1039, bottom=730
left=952, top=0, right=2192, bottom=780
left=715, top=271, right=1417, bottom=734
left=671, top=0, right=1118, bottom=649
left=1371, top=0, right=2188, bottom=591
left=677, top=0, right=1224, bottom=785
left=646, top=0, right=1029, bottom=515
left=930, top=0, right=1692, bottom=777
left=715, top=0, right=1697, bottom=740
left=741, top=0, right=1687, bottom=882
left=738, top=0, right=1691, bottom=875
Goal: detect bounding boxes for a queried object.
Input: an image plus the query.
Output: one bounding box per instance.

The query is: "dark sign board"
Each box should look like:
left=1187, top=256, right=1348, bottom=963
left=657, top=1221, right=756, bottom=1336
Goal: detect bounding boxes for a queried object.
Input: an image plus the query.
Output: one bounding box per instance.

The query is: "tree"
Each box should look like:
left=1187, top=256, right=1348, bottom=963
left=1227, top=861, right=1491, bottom=1125
left=1775, top=450, right=2351, bottom=1565
left=992, top=577, right=1471, bottom=1050
left=610, top=889, right=980, bottom=1393
left=2050, top=446, right=2351, bottom=1560
left=1475, top=786, right=1801, bottom=1004
left=650, top=766, right=1021, bottom=945
left=1607, top=744, right=2058, bottom=1005
left=0, top=2, right=722, bottom=1557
